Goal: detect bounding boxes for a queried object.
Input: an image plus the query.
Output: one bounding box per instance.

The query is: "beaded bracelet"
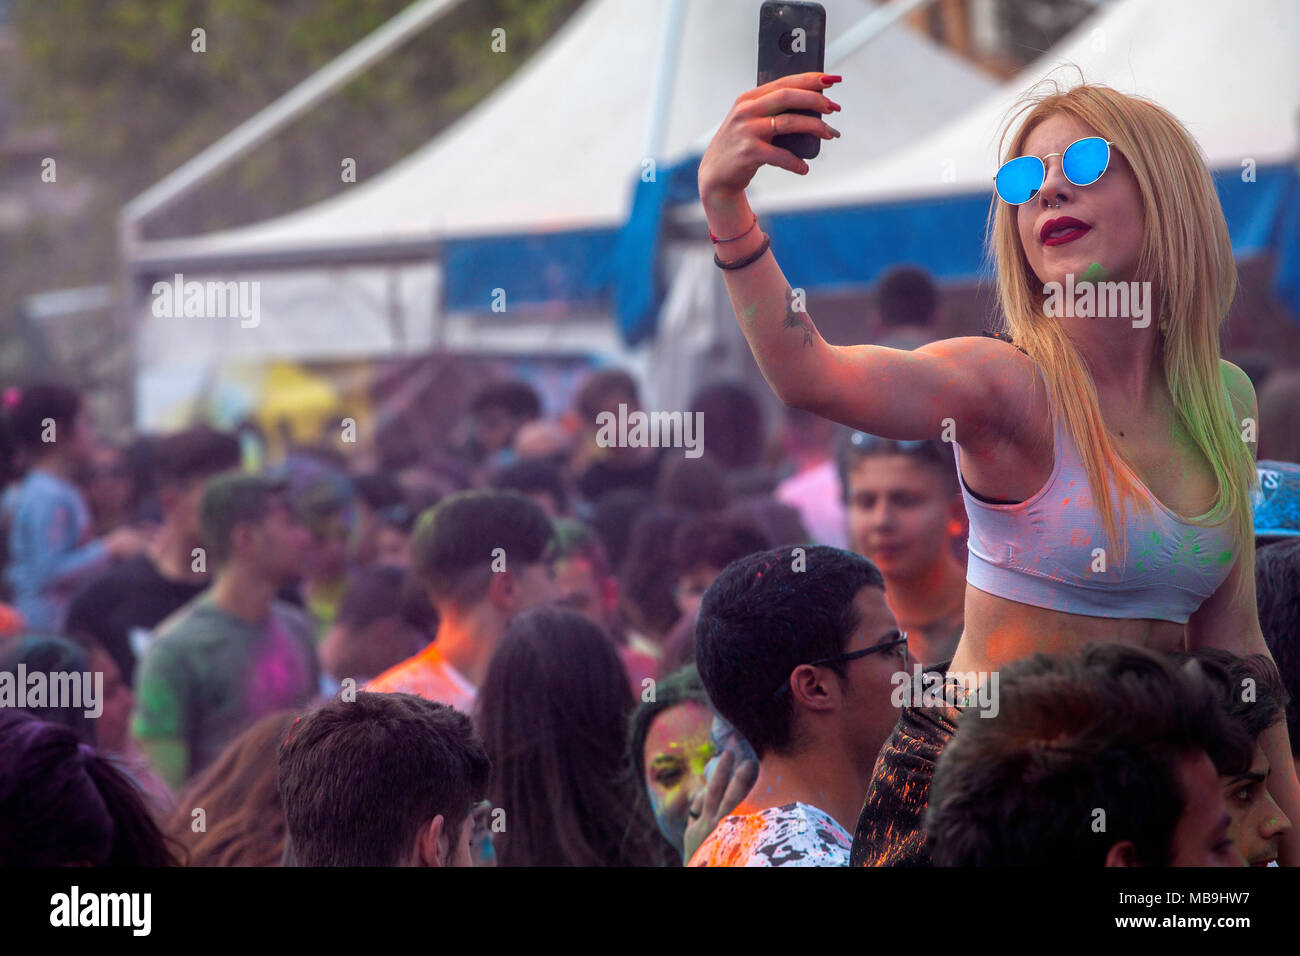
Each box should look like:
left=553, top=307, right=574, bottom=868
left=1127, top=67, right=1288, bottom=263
left=714, top=233, right=771, bottom=270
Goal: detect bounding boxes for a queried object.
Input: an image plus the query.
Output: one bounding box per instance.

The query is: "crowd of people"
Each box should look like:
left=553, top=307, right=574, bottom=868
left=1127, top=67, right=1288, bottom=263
left=1, top=331, right=1297, bottom=867
left=3, top=75, right=1300, bottom=867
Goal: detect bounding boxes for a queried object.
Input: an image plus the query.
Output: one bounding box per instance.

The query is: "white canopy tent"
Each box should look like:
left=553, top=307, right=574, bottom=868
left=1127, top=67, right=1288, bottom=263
left=721, top=0, right=1300, bottom=211
left=125, top=0, right=999, bottom=427
left=651, top=0, right=1300, bottom=411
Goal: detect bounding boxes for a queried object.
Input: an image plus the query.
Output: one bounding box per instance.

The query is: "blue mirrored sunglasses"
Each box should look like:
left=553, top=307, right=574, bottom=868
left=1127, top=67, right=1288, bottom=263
left=993, top=137, right=1115, bottom=205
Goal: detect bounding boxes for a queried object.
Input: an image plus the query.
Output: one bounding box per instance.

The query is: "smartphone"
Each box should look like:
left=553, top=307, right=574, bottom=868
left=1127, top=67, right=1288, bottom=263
left=757, top=1, right=827, bottom=161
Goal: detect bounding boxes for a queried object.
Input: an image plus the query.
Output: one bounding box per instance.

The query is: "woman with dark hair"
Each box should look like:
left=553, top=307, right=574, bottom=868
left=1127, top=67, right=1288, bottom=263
left=617, top=509, right=684, bottom=670
left=59, top=630, right=176, bottom=816
left=0, top=634, right=98, bottom=745
left=626, top=665, right=716, bottom=863
left=0, top=709, right=176, bottom=866
left=166, top=710, right=299, bottom=867
left=476, top=607, right=666, bottom=866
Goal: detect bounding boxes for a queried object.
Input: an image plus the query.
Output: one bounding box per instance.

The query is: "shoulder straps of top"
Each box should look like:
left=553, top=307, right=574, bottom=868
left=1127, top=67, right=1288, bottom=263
left=979, top=329, right=1028, bottom=356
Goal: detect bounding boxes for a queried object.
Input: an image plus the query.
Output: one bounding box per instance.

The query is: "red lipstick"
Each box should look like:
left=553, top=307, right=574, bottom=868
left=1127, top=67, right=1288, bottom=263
left=1041, top=216, right=1091, bottom=246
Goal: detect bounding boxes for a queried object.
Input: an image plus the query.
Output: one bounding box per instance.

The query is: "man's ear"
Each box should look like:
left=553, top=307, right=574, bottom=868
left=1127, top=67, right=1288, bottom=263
left=1104, top=841, right=1140, bottom=867
left=486, top=569, right=517, bottom=613
left=789, top=664, right=837, bottom=712
left=413, top=814, right=449, bottom=867
left=229, top=522, right=258, bottom=561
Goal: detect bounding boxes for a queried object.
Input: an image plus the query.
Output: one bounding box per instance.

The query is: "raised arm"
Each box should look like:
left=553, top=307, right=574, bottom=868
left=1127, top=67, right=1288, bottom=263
left=697, top=72, right=1027, bottom=446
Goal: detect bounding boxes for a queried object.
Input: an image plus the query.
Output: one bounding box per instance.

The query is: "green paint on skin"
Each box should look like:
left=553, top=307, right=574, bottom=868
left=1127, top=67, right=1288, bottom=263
left=740, top=302, right=758, bottom=326
left=1078, top=262, right=1109, bottom=285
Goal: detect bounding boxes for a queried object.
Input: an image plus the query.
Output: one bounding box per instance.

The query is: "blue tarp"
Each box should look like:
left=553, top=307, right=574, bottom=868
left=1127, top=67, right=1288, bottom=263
left=440, top=160, right=1300, bottom=346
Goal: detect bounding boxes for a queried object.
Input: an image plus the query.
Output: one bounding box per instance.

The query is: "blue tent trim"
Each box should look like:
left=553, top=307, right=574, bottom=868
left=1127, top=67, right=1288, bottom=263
left=764, top=190, right=995, bottom=291
left=439, top=161, right=1299, bottom=343
left=601, top=154, right=703, bottom=346
left=439, top=155, right=701, bottom=346
left=441, top=226, right=619, bottom=314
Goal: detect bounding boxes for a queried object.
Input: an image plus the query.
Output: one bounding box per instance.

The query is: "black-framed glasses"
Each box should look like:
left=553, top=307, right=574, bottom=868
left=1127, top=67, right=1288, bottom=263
left=772, top=630, right=908, bottom=697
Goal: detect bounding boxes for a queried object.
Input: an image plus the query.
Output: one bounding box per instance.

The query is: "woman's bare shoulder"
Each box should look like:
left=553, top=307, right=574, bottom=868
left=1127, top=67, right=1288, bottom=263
left=1219, top=359, right=1258, bottom=413
left=914, top=332, right=1034, bottom=366
left=914, top=334, right=1043, bottom=401
left=912, top=334, right=1045, bottom=444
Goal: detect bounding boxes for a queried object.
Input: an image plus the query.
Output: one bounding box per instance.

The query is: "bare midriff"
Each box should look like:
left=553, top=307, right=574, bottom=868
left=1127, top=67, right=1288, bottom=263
left=948, top=582, right=1186, bottom=678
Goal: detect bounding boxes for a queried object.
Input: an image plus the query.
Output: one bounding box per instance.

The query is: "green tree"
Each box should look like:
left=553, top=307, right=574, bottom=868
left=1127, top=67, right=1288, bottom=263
left=1, top=0, right=583, bottom=388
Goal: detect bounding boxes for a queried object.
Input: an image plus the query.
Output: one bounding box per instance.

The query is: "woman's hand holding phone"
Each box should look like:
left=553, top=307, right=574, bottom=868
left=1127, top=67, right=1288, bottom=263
left=697, top=72, right=841, bottom=202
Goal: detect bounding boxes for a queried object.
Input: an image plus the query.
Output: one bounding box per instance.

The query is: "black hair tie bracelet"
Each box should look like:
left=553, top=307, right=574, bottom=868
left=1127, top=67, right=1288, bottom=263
left=714, top=233, right=771, bottom=271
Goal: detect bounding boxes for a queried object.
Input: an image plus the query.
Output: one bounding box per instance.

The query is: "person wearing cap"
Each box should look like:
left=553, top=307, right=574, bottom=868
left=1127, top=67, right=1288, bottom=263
left=1254, top=460, right=1300, bottom=792
left=132, top=472, right=318, bottom=790
left=1252, top=460, right=1300, bottom=544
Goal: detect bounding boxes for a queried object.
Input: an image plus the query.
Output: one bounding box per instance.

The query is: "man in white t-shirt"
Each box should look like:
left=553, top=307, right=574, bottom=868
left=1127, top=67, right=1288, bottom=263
left=688, top=545, right=903, bottom=866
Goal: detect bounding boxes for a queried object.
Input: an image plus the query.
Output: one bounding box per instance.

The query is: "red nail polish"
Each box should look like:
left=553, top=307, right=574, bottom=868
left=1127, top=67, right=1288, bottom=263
left=822, top=74, right=842, bottom=85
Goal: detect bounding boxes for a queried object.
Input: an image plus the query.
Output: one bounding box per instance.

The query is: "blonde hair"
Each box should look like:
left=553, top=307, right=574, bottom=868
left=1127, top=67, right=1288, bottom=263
left=988, top=77, right=1257, bottom=598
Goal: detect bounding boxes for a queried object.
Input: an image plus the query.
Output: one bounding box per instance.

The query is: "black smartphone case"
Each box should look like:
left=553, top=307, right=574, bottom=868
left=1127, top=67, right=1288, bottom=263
left=757, top=1, right=827, bottom=161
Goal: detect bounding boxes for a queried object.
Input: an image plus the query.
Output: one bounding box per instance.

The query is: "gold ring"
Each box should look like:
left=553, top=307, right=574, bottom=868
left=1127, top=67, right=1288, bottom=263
left=770, top=115, right=776, bottom=137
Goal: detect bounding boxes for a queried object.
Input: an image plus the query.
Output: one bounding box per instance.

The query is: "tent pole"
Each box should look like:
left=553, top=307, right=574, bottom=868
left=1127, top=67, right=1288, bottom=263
left=121, top=0, right=464, bottom=233
left=826, top=0, right=939, bottom=67
left=644, top=0, right=689, bottom=161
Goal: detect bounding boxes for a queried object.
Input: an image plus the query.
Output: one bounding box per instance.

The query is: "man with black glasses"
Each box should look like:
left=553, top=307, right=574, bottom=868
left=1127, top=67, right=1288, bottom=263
left=689, top=545, right=904, bottom=866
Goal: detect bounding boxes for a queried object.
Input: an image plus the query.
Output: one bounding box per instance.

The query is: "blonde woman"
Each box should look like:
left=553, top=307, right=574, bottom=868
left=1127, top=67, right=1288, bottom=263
left=697, top=73, right=1299, bottom=866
